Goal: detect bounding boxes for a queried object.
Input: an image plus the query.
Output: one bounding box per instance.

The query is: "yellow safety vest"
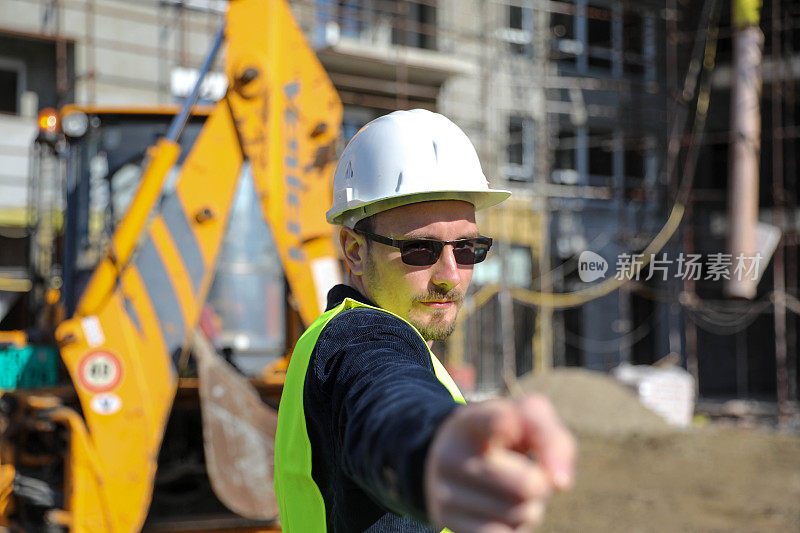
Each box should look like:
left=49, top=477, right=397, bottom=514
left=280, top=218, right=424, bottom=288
left=274, top=297, right=466, bottom=532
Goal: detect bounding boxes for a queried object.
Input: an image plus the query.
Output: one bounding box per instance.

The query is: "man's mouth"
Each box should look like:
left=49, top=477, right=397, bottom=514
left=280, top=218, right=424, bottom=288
left=415, top=289, right=464, bottom=311
left=419, top=300, right=455, bottom=309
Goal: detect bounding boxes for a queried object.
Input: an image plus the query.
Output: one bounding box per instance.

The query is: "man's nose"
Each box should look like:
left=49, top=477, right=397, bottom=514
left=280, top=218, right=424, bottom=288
left=430, top=245, right=461, bottom=290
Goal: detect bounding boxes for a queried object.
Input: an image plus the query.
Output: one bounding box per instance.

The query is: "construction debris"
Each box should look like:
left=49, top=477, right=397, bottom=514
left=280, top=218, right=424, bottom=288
left=612, top=362, right=696, bottom=427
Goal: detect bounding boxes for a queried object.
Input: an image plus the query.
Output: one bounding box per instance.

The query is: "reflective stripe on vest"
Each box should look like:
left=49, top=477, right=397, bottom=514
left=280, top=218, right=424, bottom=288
left=274, top=297, right=466, bottom=532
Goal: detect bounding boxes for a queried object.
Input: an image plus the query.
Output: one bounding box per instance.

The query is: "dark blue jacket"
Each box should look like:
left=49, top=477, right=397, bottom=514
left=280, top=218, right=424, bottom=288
left=304, top=284, right=460, bottom=532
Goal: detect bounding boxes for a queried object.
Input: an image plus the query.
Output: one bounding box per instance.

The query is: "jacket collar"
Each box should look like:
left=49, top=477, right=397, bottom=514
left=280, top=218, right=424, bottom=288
left=325, top=284, right=377, bottom=311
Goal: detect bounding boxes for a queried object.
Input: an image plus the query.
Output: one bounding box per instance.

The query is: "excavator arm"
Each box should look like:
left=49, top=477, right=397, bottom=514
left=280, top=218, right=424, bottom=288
left=46, top=0, right=341, bottom=530
left=226, top=1, right=343, bottom=323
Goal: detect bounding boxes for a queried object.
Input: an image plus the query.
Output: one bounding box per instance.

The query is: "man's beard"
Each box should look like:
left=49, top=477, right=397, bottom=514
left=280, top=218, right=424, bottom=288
left=363, top=249, right=465, bottom=341
left=411, top=286, right=465, bottom=341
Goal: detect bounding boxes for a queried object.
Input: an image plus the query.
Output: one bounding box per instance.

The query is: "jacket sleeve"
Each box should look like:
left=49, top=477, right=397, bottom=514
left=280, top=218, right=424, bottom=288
left=307, top=308, right=460, bottom=522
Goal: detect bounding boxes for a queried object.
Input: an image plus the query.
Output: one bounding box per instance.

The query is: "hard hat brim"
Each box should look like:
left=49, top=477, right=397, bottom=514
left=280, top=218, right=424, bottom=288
left=326, top=189, right=511, bottom=227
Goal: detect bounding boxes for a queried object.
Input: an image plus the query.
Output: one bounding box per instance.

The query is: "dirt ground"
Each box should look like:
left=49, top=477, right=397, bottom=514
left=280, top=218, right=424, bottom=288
left=515, top=369, right=800, bottom=532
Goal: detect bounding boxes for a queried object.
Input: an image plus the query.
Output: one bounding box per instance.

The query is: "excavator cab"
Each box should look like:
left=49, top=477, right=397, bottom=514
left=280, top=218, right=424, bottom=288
left=28, top=107, right=292, bottom=372
left=29, top=108, right=209, bottom=317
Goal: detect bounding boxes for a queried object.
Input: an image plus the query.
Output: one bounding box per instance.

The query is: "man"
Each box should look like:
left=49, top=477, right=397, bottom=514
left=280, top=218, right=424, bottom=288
left=274, top=110, right=576, bottom=532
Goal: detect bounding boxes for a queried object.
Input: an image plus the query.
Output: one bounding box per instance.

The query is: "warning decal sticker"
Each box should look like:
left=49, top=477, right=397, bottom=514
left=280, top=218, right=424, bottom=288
left=77, top=350, right=123, bottom=393
left=90, top=393, right=123, bottom=415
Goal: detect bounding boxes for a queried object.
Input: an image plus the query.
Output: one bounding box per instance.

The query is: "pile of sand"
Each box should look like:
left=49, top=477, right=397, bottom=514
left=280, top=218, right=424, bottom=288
left=516, top=367, right=673, bottom=437
left=513, top=368, right=800, bottom=532
left=541, top=427, right=800, bottom=532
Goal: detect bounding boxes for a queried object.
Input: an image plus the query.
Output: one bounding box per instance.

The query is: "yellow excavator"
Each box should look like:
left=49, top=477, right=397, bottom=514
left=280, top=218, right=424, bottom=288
left=0, top=0, right=342, bottom=530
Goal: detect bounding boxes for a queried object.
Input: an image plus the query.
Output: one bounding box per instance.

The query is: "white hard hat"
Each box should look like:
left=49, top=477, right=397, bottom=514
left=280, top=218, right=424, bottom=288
left=326, top=109, right=511, bottom=227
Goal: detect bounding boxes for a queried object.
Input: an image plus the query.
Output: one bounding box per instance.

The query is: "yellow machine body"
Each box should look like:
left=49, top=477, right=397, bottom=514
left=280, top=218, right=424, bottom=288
left=0, top=0, right=342, bottom=530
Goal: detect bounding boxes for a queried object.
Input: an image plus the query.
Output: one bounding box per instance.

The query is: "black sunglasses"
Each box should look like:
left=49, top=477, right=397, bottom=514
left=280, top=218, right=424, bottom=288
left=355, top=230, right=493, bottom=266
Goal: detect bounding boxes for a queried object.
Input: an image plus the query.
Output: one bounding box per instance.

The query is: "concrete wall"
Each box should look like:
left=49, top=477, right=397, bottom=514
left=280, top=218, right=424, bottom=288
left=0, top=114, right=36, bottom=217
left=0, top=0, right=224, bottom=224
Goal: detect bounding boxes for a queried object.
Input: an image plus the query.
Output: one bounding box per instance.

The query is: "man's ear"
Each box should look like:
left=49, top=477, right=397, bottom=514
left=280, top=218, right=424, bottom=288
left=339, top=227, right=367, bottom=276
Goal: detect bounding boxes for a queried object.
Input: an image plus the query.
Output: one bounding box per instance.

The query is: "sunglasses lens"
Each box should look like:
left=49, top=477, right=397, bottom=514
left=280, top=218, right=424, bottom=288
left=470, top=246, right=488, bottom=264
left=400, top=240, right=441, bottom=266
left=454, top=238, right=492, bottom=265
left=451, top=241, right=476, bottom=265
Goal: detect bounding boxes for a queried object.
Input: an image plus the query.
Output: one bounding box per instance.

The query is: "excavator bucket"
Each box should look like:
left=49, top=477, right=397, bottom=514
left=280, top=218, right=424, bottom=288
left=192, top=329, right=280, bottom=521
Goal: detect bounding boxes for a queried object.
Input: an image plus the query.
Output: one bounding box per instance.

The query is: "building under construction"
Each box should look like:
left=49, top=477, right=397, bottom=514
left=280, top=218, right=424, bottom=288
left=0, top=0, right=798, bottom=410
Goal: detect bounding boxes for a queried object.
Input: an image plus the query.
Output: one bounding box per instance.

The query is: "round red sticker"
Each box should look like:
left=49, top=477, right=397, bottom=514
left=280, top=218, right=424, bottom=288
left=77, top=350, right=123, bottom=392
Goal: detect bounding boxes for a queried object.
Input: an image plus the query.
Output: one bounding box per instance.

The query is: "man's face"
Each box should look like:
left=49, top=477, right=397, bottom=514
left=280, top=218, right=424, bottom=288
left=359, top=200, right=478, bottom=341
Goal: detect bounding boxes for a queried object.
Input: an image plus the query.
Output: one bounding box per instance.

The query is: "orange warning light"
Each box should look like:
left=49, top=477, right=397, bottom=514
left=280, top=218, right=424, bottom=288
left=38, top=108, right=59, bottom=134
